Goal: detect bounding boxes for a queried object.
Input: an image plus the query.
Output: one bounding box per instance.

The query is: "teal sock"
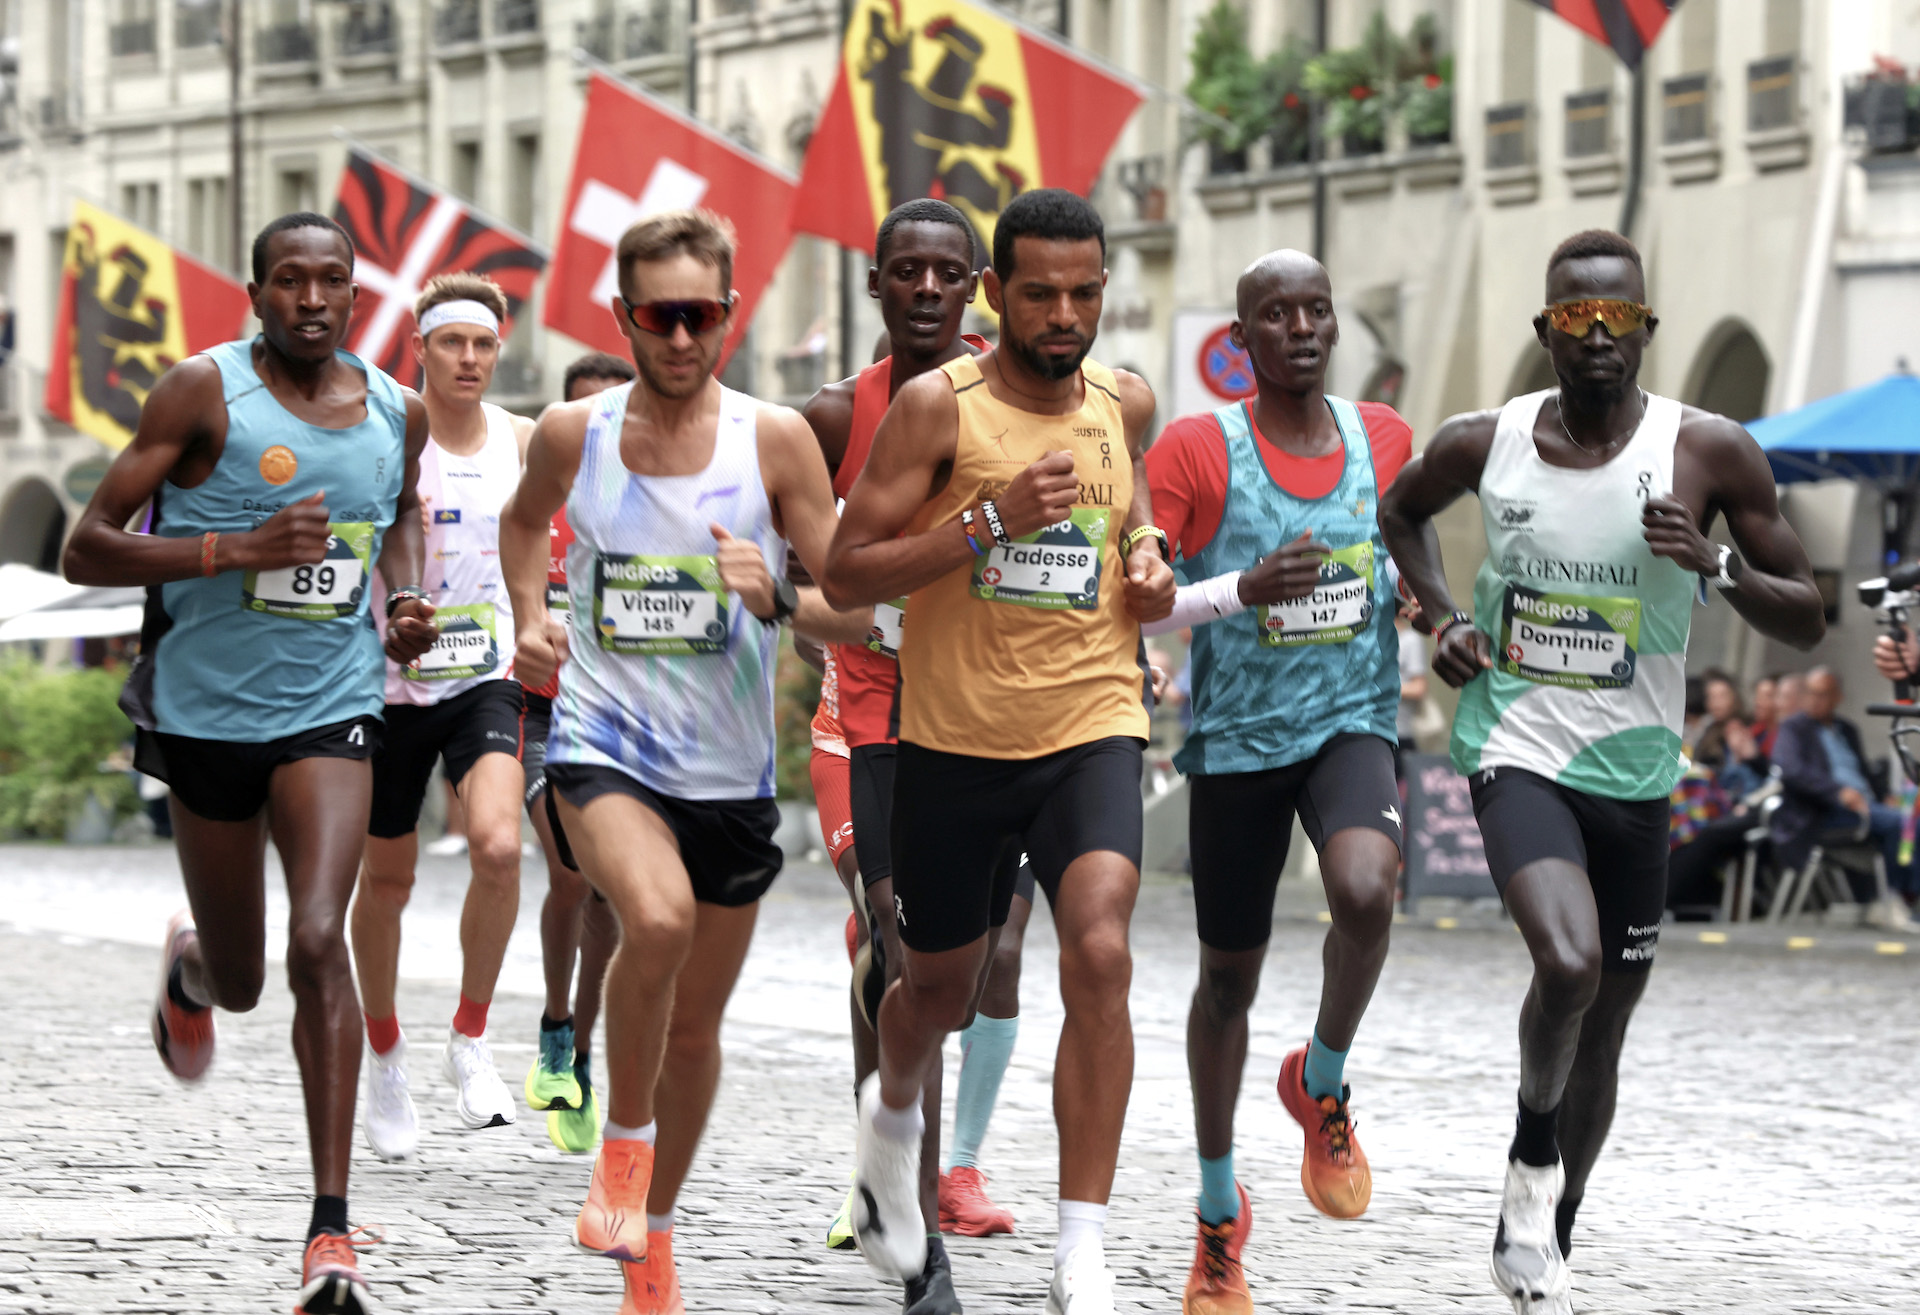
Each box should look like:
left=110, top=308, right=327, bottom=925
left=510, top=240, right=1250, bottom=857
left=1303, top=1031, right=1349, bottom=1101
left=1197, top=1151, right=1238, bottom=1224
left=946, top=1013, right=1018, bottom=1170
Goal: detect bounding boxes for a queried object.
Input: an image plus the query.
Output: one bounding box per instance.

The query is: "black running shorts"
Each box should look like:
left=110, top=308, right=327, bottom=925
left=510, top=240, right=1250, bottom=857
left=368, top=680, right=525, bottom=839
left=522, top=692, right=552, bottom=813
left=135, top=715, right=382, bottom=824
left=889, top=736, right=1143, bottom=954
left=1468, top=765, right=1669, bottom=973
left=848, top=743, right=897, bottom=885
left=544, top=762, right=784, bottom=908
left=1190, top=732, right=1404, bottom=952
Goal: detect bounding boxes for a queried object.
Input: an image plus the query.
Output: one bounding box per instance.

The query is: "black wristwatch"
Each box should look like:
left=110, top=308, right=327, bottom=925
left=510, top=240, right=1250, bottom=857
left=764, top=578, right=799, bottom=625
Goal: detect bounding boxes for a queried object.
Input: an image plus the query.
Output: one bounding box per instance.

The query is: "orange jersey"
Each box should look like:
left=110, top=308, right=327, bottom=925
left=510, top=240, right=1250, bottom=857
left=897, top=353, right=1148, bottom=759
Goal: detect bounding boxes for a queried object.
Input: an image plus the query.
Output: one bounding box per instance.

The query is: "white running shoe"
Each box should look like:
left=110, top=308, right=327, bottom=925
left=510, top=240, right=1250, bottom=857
left=1490, top=1158, right=1572, bottom=1314
left=363, top=1039, right=419, bottom=1161
left=1045, top=1246, right=1117, bottom=1315
left=423, top=833, right=468, bottom=858
left=852, top=1073, right=926, bottom=1281
left=443, top=1028, right=516, bottom=1129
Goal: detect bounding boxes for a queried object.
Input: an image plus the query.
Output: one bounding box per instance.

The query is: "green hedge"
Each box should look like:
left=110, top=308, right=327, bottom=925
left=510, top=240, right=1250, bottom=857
left=0, top=660, right=138, bottom=838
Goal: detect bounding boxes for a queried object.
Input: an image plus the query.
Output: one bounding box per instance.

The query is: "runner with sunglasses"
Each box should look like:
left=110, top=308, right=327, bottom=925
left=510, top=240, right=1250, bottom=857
left=824, top=189, right=1175, bottom=1315
left=63, top=212, right=435, bottom=1314
left=350, top=273, right=535, bottom=1157
left=1379, top=230, right=1823, bottom=1315
left=522, top=352, right=635, bottom=1155
left=501, top=209, right=868, bottom=1315
left=1140, top=249, right=1412, bottom=1315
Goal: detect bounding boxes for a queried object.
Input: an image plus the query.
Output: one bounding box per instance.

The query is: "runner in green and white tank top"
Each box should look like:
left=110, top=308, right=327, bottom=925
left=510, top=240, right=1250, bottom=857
left=1451, top=388, right=1696, bottom=801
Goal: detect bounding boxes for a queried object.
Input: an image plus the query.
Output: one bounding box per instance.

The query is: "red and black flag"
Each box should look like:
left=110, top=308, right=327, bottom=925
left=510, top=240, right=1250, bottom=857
left=1531, top=1, right=1677, bottom=70
left=330, top=147, right=548, bottom=387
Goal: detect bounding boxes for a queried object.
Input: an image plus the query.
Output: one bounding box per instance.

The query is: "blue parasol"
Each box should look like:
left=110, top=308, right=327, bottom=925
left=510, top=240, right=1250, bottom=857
left=1747, top=369, right=1920, bottom=487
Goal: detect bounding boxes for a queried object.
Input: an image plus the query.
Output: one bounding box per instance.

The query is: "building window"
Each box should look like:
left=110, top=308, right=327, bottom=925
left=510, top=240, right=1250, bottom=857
left=120, top=181, right=160, bottom=231
left=1663, top=72, right=1712, bottom=145
left=1485, top=102, right=1531, bottom=171
left=1747, top=56, right=1796, bottom=133
left=188, top=177, right=231, bottom=271
left=277, top=168, right=317, bottom=215
left=176, top=0, right=222, bottom=49
left=258, top=0, right=318, bottom=64
left=1564, top=88, right=1611, bottom=159
left=508, top=133, right=540, bottom=237
left=452, top=140, right=482, bottom=205
left=110, top=0, right=157, bottom=58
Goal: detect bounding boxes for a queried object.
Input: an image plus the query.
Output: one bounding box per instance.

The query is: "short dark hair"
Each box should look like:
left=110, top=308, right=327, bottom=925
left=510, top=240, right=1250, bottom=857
left=1547, top=229, right=1643, bottom=281
left=563, top=352, right=636, bottom=400
left=252, top=212, right=354, bottom=283
left=991, top=189, right=1104, bottom=280
left=874, top=198, right=977, bottom=268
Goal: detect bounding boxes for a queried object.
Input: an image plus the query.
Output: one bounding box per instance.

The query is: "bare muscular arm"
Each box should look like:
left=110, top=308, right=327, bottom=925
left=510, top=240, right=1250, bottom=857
left=753, top=405, right=871, bottom=645
left=1114, top=370, right=1174, bottom=622
left=501, top=399, right=590, bottom=691
left=376, top=391, right=437, bottom=661
left=1377, top=410, right=1499, bottom=687
left=801, top=377, right=856, bottom=485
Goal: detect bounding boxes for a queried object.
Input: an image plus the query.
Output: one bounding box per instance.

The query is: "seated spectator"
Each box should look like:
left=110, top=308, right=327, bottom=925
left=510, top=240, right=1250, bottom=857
left=1682, top=674, right=1708, bottom=751
left=1769, top=667, right=1911, bottom=925
left=1692, top=668, right=1768, bottom=795
left=1667, top=674, right=1771, bottom=915
left=1750, top=674, right=1781, bottom=757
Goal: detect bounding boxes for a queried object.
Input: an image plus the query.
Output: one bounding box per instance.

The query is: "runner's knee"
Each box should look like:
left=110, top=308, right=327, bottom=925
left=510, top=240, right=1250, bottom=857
left=1194, top=954, right=1260, bottom=1023
left=201, top=952, right=266, bottom=1013
left=610, top=895, right=695, bottom=975
left=284, top=917, right=351, bottom=998
left=1533, top=937, right=1604, bottom=1014
left=465, top=821, right=522, bottom=883
left=1322, top=858, right=1397, bottom=944
left=1059, top=922, right=1132, bottom=1012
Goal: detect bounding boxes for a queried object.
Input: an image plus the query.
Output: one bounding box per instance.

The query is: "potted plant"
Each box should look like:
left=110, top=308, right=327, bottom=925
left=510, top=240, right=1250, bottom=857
left=1263, top=39, right=1313, bottom=167
left=1186, top=0, right=1265, bottom=174
left=1398, top=13, right=1452, bottom=146
left=1305, top=12, right=1398, bottom=156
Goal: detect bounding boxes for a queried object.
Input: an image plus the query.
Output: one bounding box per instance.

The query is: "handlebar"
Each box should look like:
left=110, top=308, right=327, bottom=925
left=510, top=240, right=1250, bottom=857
left=1865, top=703, right=1920, bottom=718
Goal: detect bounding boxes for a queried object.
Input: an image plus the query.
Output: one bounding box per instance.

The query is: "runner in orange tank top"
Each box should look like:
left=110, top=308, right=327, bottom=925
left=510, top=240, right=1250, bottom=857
left=824, top=190, right=1175, bottom=1315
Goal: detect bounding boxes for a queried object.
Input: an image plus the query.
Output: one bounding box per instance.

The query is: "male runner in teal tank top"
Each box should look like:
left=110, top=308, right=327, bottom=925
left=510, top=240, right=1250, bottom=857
left=64, top=213, right=436, bottom=1315
left=1143, top=251, right=1410, bottom=1315
left=1380, top=230, right=1824, bottom=1315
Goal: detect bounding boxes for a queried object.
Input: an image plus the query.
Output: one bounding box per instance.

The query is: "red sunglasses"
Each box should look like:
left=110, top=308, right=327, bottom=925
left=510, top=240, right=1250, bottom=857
left=618, top=296, right=734, bottom=337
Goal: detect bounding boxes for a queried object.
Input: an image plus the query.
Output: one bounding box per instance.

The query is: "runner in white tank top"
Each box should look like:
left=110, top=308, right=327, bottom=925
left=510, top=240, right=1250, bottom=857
left=1380, top=232, right=1823, bottom=1315
left=497, top=210, right=870, bottom=1306
left=350, top=278, right=537, bottom=1155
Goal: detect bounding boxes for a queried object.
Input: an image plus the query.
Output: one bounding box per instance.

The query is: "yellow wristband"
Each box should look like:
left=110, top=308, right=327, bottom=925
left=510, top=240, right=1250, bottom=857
left=1122, top=525, right=1170, bottom=562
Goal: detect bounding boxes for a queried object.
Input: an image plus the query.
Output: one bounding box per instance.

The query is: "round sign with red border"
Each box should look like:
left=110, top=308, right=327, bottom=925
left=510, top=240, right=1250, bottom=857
left=1197, top=325, right=1257, bottom=401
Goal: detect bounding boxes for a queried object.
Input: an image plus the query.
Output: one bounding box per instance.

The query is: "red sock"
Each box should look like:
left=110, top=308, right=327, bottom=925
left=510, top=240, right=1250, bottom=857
left=452, top=993, right=490, bottom=1039
left=365, top=1012, right=401, bottom=1056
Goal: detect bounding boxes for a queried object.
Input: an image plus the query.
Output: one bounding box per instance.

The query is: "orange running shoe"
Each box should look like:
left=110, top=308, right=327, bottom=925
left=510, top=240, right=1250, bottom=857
left=618, top=1230, right=685, bottom=1315
left=1277, top=1045, right=1372, bottom=1219
left=938, top=1166, right=1015, bottom=1236
left=576, top=1137, right=655, bottom=1260
left=1182, top=1182, right=1252, bottom=1315
left=295, top=1227, right=377, bottom=1314
left=152, top=911, right=215, bottom=1081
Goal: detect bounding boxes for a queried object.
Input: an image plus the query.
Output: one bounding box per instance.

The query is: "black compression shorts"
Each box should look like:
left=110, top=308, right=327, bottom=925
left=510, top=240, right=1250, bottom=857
left=1468, top=765, right=1669, bottom=973
left=849, top=743, right=896, bottom=884
left=135, top=715, right=381, bottom=824
left=1190, top=732, right=1404, bottom=952
left=544, top=762, right=784, bottom=908
left=889, top=736, right=1143, bottom=954
left=368, top=680, right=524, bottom=839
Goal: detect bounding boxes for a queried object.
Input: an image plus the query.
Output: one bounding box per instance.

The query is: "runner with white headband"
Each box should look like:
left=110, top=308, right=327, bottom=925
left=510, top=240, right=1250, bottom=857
left=350, top=272, right=538, bottom=1158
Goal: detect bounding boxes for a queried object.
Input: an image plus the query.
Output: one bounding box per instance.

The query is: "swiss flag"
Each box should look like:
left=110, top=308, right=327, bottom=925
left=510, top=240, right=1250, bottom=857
left=545, top=71, right=799, bottom=363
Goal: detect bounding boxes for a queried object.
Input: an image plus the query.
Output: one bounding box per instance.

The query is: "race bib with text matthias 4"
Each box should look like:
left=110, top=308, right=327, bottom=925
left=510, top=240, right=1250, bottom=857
left=970, top=507, right=1111, bottom=612
left=406, top=603, right=500, bottom=681
left=1499, top=582, right=1640, bottom=690
left=241, top=521, right=373, bottom=620
left=1259, top=541, right=1376, bottom=647
left=594, top=553, right=729, bottom=656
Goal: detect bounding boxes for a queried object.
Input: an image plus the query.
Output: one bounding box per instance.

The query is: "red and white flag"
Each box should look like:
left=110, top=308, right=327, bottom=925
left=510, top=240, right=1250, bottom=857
left=331, top=147, right=548, bottom=387
left=544, top=70, right=798, bottom=362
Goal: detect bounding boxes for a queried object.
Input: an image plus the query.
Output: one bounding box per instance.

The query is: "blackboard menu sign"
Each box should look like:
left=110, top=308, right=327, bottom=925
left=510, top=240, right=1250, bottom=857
left=1402, top=752, right=1498, bottom=901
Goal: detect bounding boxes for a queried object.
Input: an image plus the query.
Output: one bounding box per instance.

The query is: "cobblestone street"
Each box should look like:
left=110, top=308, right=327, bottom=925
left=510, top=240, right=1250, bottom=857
left=0, top=842, right=1915, bottom=1314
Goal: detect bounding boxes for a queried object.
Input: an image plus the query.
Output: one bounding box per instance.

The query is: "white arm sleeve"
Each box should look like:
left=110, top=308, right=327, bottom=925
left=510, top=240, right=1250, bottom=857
left=1142, top=570, right=1247, bottom=637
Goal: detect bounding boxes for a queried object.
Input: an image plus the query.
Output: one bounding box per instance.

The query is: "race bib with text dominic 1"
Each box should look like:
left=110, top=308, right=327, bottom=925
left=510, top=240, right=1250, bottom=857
left=970, top=507, right=1111, bottom=612
left=241, top=521, right=373, bottom=620
left=406, top=602, right=499, bottom=681
left=594, top=554, right=729, bottom=656
left=1258, top=541, right=1376, bottom=647
left=1499, top=582, right=1640, bottom=689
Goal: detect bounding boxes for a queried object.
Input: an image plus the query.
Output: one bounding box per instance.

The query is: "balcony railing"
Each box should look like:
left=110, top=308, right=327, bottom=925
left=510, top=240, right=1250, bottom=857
left=1485, top=101, right=1531, bottom=171
left=1748, top=56, right=1796, bottom=133
left=577, top=2, right=679, bottom=61
left=436, top=0, right=481, bottom=45
left=341, top=2, right=398, bottom=56
left=256, top=22, right=318, bottom=64
left=176, top=0, right=222, bottom=49
left=110, top=19, right=157, bottom=57
left=711, top=0, right=756, bottom=16
left=1565, top=88, right=1612, bottom=159
left=496, top=0, right=541, bottom=35
left=1663, top=72, right=1711, bottom=144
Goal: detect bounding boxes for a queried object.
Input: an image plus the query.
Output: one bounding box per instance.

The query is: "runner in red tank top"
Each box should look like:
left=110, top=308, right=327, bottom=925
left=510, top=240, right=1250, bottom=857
left=799, top=201, right=1027, bottom=1309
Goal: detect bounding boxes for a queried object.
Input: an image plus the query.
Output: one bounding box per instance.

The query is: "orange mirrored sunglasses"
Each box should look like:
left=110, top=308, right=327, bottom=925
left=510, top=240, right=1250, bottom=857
left=1542, top=298, right=1652, bottom=338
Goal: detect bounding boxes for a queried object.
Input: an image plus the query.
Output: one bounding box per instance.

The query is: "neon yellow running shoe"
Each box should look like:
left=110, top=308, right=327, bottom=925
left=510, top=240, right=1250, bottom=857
left=526, top=1019, right=582, bottom=1112
left=548, top=1056, right=601, bottom=1153
left=825, top=1176, right=858, bottom=1251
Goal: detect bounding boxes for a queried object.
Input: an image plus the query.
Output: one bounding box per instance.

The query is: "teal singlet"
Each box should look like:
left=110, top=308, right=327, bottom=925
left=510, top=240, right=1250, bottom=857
left=133, top=339, right=407, bottom=742
left=1174, top=398, right=1399, bottom=776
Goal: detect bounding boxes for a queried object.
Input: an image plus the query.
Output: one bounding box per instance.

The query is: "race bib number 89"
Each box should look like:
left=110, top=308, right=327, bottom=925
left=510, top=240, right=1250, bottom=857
left=242, top=522, right=373, bottom=620
left=1499, top=583, right=1640, bottom=690
left=595, top=554, right=729, bottom=655
left=970, top=507, right=1111, bottom=612
left=1259, top=542, right=1376, bottom=647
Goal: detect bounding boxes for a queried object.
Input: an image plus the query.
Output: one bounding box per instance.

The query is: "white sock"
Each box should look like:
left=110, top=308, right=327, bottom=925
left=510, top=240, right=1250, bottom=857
left=604, top=1119, right=657, bottom=1145
left=1055, top=1199, right=1108, bottom=1269
left=646, top=1210, right=674, bottom=1234
left=871, top=1091, right=925, bottom=1143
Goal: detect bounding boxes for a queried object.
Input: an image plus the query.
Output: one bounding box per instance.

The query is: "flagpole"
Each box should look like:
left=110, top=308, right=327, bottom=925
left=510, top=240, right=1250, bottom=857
left=838, top=0, right=855, bottom=382
left=327, top=129, right=554, bottom=258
